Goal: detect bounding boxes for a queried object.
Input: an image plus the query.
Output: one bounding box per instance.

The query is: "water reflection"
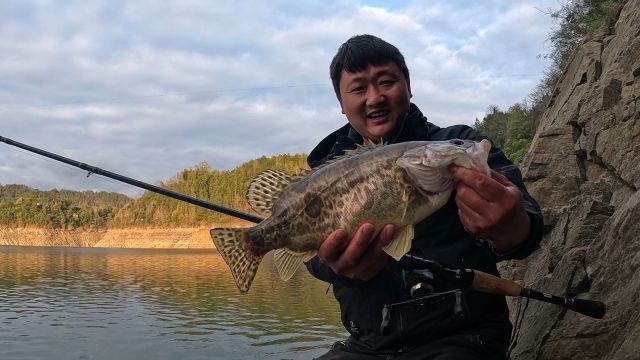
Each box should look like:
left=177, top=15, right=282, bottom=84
left=0, top=246, right=346, bottom=360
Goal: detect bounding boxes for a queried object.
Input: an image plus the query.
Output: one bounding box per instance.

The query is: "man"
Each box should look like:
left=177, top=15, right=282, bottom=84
left=306, top=34, right=543, bottom=359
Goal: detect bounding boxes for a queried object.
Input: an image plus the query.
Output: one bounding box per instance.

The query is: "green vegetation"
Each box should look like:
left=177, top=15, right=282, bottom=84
left=109, top=154, right=309, bottom=227
left=1, top=154, right=309, bottom=229
left=474, top=0, right=621, bottom=164
left=0, top=184, right=130, bottom=229
left=474, top=102, right=545, bottom=164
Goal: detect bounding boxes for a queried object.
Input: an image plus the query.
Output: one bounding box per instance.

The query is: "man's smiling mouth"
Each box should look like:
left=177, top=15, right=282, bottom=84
left=367, top=110, right=390, bottom=119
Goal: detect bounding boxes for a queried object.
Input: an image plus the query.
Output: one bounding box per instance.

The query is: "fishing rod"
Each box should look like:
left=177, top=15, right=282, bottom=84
left=399, top=254, right=606, bottom=319
left=0, top=135, right=264, bottom=223
left=0, top=135, right=606, bottom=318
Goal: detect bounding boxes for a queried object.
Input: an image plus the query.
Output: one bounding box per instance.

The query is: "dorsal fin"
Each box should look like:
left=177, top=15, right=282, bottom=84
left=246, top=170, right=296, bottom=216
left=312, top=140, right=387, bottom=172
left=339, top=139, right=386, bottom=161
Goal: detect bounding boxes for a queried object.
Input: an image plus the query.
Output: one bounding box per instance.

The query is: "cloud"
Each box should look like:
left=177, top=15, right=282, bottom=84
left=1, top=0, right=559, bottom=196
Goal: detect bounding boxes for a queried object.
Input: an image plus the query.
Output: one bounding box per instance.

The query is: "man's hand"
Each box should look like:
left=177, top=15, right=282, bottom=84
left=450, top=165, right=530, bottom=253
left=317, top=223, right=396, bottom=280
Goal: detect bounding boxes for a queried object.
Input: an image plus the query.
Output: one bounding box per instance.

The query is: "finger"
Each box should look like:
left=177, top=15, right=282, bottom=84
left=448, top=164, right=464, bottom=180
left=490, top=170, right=514, bottom=187
left=457, top=208, right=473, bottom=234
left=318, top=229, right=348, bottom=262
left=335, top=223, right=376, bottom=269
left=450, top=164, right=485, bottom=178
left=455, top=180, right=495, bottom=215
left=347, top=227, right=393, bottom=279
left=455, top=197, right=483, bottom=231
left=377, top=224, right=396, bottom=247
left=454, top=166, right=504, bottom=201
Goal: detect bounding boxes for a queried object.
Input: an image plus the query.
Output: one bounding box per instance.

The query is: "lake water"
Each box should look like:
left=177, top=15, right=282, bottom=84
left=0, top=246, right=347, bottom=360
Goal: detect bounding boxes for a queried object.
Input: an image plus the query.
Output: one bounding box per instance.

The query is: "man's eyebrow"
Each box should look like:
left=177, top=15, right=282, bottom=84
left=344, top=75, right=366, bottom=83
left=343, top=69, right=400, bottom=85
left=374, top=69, right=400, bottom=78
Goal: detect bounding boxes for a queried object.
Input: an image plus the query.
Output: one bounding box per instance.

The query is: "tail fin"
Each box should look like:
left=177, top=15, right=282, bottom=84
left=210, top=228, right=263, bottom=294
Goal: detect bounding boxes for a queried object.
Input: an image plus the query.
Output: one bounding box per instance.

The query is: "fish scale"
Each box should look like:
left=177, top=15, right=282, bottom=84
left=211, top=139, right=491, bottom=293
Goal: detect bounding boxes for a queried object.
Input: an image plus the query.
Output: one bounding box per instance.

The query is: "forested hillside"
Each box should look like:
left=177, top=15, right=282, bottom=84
left=1, top=154, right=308, bottom=229
left=109, top=154, right=309, bottom=227
left=0, top=184, right=130, bottom=229
left=474, top=0, right=621, bottom=164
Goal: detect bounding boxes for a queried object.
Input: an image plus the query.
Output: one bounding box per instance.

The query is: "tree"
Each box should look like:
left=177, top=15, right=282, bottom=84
left=475, top=0, right=621, bottom=164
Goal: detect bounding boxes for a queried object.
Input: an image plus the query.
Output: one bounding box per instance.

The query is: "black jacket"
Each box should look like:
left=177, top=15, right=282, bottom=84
left=305, top=103, right=543, bottom=353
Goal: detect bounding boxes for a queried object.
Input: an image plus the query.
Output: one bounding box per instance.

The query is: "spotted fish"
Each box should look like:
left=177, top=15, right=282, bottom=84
left=211, top=139, right=492, bottom=293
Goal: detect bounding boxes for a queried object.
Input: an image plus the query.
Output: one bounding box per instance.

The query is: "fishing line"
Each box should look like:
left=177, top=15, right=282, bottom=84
left=507, top=291, right=531, bottom=358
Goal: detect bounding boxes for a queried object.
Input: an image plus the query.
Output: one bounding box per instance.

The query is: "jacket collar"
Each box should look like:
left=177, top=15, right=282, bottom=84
left=307, top=103, right=430, bottom=168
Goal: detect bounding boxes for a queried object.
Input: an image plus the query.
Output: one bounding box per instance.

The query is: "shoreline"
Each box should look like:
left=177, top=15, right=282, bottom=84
left=0, top=227, right=220, bottom=249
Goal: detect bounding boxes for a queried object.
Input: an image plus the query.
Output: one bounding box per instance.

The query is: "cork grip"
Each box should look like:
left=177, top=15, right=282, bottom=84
left=470, top=270, right=522, bottom=297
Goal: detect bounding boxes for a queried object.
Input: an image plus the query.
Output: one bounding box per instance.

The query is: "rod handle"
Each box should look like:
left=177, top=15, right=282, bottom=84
left=566, top=298, right=607, bottom=319
left=470, top=270, right=522, bottom=297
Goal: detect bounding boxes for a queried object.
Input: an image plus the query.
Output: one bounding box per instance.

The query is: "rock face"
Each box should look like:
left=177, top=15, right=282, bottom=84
left=95, top=228, right=214, bottom=248
left=0, top=227, right=104, bottom=247
left=506, top=1, right=640, bottom=358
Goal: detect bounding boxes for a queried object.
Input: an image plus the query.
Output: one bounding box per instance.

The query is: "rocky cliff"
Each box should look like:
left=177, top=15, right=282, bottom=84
left=506, top=0, right=640, bottom=359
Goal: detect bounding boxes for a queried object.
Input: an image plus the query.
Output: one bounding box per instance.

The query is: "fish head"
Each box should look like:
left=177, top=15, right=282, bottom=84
left=396, top=139, right=492, bottom=194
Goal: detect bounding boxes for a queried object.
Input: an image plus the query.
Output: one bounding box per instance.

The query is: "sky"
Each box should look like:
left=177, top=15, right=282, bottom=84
left=1, top=0, right=560, bottom=197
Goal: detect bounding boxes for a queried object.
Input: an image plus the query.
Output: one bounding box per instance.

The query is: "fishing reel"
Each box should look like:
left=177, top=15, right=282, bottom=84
left=401, top=267, right=445, bottom=299
left=380, top=258, right=469, bottom=336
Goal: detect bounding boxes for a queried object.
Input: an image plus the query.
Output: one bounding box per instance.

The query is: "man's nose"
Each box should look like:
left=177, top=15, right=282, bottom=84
left=366, top=85, right=385, bottom=106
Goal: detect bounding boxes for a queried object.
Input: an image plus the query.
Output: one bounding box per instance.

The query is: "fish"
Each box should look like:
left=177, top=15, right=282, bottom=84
left=210, top=139, right=492, bottom=293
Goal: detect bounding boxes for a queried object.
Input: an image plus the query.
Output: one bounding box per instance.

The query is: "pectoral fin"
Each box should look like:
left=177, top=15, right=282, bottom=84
left=273, top=248, right=317, bottom=281
left=400, top=184, right=413, bottom=222
left=382, top=225, right=414, bottom=261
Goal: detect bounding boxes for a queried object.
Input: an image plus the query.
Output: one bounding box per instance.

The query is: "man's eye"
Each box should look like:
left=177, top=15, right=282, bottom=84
left=380, top=79, right=396, bottom=86
left=350, top=86, right=365, bottom=93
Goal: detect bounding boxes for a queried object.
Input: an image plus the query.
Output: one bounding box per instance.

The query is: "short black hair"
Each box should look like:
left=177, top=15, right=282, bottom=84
left=329, top=34, right=410, bottom=101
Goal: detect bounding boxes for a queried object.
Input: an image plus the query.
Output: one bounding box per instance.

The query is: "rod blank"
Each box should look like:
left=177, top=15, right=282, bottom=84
left=0, top=135, right=264, bottom=224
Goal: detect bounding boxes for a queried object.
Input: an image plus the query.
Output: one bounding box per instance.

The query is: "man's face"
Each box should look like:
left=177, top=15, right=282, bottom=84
left=338, top=61, right=411, bottom=142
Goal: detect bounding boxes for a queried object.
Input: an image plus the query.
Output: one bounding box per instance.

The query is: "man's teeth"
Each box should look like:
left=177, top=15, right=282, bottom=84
left=368, top=111, right=389, bottom=119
